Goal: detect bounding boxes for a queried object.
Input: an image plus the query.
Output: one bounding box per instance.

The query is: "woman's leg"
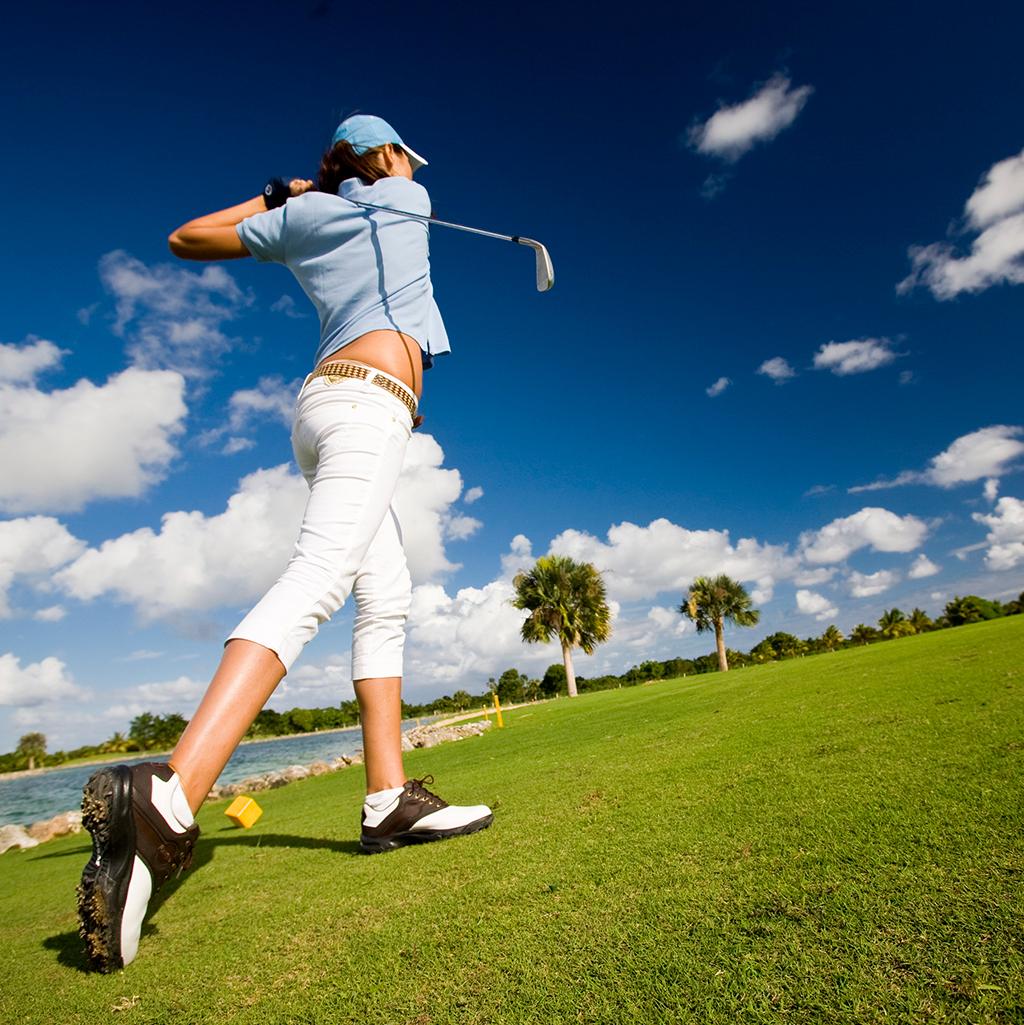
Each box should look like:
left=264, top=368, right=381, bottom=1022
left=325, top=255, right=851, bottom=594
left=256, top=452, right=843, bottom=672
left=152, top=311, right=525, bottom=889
left=350, top=504, right=413, bottom=794
left=169, top=640, right=286, bottom=811
left=347, top=501, right=491, bottom=854
left=354, top=676, right=406, bottom=793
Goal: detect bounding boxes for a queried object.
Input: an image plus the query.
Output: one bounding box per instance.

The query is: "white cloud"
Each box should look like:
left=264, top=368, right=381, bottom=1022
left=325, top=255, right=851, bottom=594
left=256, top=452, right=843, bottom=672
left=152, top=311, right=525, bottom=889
left=270, top=294, right=306, bottom=319
left=599, top=603, right=689, bottom=654
left=799, top=507, right=929, bottom=564
left=55, top=433, right=475, bottom=622
left=198, top=377, right=301, bottom=454
left=277, top=652, right=352, bottom=705
left=689, top=74, right=813, bottom=162
left=907, top=554, right=940, bottom=579
left=0, top=653, right=83, bottom=707
left=848, top=569, right=899, bottom=597
left=115, top=650, right=164, bottom=663
left=228, top=376, right=301, bottom=431
left=501, top=534, right=536, bottom=578
left=445, top=515, right=482, bottom=541
left=222, top=437, right=256, bottom=456
left=57, top=464, right=310, bottom=621
left=984, top=478, right=1000, bottom=502
left=793, top=566, right=837, bottom=586
left=972, top=496, right=1024, bottom=570
left=850, top=425, right=1024, bottom=493
left=0, top=362, right=187, bottom=514
left=899, top=149, right=1024, bottom=299
left=405, top=578, right=534, bottom=687
left=393, top=433, right=478, bottom=581
left=927, top=425, right=1023, bottom=487
left=706, top=376, right=731, bottom=397
left=757, top=356, right=796, bottom=383
left=813, top=338, right=899, bottom=376
left=464, top=486, right=484, bottom=505
left=899, top=217, right=1024, bottom=299
left=33, top=605, right=66, bottom=622
left=77, top=303, right=99, bottom=326
left=103, top=676, right=207, bottom=722
left=0, top=517, right=85, bottom=616
left=965, top=148, right=1024, bottom=228
left=796, top=589, right=837, bottom=622
left=99, top=250, right=250, bottom=377
left=549, top=517, right=799, bottom=602
left=0, top=339, right=66, bottom=384
left=645, top=605, right=689, bottom=638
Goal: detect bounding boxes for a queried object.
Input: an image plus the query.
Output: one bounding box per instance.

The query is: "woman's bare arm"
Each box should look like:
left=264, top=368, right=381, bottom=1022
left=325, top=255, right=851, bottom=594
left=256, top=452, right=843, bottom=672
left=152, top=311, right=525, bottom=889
left=168, top=180, right=314, bottom=261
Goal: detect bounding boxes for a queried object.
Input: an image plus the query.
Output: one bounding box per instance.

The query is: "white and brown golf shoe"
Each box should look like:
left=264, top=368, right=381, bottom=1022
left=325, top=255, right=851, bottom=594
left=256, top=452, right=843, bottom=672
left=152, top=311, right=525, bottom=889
left=77, top=762, right=198, bottom=972
left=360, top=775, right=493, bottom=854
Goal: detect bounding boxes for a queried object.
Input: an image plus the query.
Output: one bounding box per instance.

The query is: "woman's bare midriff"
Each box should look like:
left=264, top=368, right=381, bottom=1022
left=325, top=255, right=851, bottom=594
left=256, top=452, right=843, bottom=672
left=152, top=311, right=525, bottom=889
left=315, top=330, right=423, bottom=398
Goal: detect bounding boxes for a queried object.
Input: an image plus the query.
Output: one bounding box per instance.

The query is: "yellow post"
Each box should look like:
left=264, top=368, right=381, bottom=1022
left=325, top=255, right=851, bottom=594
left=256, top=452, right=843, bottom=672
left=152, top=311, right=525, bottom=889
left=492, top=692, right=504, bottom=728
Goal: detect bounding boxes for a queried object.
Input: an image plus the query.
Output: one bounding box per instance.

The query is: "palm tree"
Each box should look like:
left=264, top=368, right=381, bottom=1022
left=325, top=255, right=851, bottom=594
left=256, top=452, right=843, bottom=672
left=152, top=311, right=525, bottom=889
left=944, top=596, right=983, bottom=626
left=512, top=555, right=612, bottom=698
left=850, top=624, right=878, bottom=646
left=878, top=608, right=914, bottom=639
left=821, top=624, right=844, bottom=651
left=908, top=608, right=933, bottom=633
left=100, top=731, right=131, bottom=754
left=680, top=574, right=760, bottom=672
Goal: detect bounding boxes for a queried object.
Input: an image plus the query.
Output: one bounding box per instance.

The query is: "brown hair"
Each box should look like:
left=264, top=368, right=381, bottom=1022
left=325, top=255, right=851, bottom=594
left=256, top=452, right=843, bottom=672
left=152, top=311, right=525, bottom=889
left=318, top=140, right=404, bottom=194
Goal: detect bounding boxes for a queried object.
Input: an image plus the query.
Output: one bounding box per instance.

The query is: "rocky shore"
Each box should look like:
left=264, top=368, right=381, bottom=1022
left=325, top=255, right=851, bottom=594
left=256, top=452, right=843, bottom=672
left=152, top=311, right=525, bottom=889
left=0, top=718, right=492, bottom=854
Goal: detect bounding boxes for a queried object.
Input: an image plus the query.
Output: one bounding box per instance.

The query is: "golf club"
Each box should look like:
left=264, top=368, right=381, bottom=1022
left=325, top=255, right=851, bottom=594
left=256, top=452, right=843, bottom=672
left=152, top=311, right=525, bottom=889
left=341, top=198, right=555, bottom=292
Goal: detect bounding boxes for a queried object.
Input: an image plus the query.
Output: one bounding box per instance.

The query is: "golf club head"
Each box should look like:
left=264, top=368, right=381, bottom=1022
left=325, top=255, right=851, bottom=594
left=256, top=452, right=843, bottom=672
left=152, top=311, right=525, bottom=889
left=517, top=238, right=555, bottom=292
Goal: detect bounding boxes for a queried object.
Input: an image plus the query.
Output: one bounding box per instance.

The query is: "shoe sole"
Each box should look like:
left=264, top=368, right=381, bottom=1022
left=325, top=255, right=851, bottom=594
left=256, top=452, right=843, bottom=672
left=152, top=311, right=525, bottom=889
left=77, top=766, right=135, bottom=973
left=359, top=812, right=494, bottom=854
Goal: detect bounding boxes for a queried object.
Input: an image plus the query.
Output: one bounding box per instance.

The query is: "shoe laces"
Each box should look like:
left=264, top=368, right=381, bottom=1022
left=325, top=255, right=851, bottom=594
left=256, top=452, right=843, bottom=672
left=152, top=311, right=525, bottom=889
left=406, top=775, right=446, bottom=809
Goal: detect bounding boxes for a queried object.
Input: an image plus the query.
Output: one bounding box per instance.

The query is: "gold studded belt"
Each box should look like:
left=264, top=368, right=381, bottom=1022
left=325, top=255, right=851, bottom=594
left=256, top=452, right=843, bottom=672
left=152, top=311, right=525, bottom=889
left=309, top=361, right=418, bottom=420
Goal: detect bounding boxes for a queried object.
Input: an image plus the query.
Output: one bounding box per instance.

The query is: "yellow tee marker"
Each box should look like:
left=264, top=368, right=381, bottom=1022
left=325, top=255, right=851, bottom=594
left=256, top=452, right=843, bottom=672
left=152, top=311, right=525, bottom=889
left=492, top=692, right=504, bottom=728
left=225, top=795, right=263, bottom=829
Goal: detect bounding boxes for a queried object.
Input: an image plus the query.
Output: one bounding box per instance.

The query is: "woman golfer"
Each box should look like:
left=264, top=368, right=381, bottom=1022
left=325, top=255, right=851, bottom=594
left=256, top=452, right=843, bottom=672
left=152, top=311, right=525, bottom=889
left=77, top=114, right=493, bottom=973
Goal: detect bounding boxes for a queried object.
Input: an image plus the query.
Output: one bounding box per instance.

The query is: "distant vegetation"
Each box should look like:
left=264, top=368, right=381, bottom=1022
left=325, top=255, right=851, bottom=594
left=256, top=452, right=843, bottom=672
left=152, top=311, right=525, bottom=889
left=2, top=590, right=1019, bottom=774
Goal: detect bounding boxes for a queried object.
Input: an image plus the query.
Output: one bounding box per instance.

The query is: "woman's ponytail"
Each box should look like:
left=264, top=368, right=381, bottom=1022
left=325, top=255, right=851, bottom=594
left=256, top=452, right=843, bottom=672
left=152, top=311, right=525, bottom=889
left=318, top=141, right=397, bottom=194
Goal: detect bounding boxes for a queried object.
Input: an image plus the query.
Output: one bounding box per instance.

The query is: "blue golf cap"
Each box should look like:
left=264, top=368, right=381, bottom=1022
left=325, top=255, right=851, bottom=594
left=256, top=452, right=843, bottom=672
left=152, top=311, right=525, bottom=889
left=331, top=114, right=429, bottom=170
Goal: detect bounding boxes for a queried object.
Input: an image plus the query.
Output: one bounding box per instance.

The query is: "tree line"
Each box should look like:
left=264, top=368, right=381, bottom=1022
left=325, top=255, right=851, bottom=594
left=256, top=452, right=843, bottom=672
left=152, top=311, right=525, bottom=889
left=3, top=553, right=1019, bottom=774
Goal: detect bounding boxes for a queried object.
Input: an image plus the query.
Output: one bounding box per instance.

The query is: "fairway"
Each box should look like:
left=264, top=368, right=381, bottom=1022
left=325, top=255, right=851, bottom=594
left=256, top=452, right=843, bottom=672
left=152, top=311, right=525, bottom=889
left=2, top=617, right=1022, bottom=1024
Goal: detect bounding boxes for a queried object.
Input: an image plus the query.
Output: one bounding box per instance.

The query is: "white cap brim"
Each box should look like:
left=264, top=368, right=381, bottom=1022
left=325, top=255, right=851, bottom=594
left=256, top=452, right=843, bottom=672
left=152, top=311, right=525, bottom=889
left=403, top=144, right=428, bottom=170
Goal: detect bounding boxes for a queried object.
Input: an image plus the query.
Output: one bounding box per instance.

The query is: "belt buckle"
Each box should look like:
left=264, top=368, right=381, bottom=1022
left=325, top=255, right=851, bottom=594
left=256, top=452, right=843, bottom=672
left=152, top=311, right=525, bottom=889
left=324, top=374, right=342, bottom=384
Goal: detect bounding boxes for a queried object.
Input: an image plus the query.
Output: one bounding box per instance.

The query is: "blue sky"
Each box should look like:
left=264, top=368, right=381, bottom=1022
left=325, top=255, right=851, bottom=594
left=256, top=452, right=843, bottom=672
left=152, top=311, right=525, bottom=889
left=2, top=1, right=1023, bottom=750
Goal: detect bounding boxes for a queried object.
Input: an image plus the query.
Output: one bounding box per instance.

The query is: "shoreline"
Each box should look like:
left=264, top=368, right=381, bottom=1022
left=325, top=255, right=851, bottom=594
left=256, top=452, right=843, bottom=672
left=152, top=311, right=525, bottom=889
left=0, top=721, right=388, bottom=782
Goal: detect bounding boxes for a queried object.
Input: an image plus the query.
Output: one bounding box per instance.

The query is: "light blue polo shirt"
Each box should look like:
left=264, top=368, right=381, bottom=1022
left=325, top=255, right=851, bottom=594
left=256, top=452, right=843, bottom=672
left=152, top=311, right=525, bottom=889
left=236, top=176, right=450, bottom=367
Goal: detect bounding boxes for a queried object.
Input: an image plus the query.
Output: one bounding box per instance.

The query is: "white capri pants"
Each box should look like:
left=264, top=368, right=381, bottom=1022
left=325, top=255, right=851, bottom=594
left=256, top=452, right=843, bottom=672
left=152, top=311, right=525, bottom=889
left=228, top=370, right=413, bottom=678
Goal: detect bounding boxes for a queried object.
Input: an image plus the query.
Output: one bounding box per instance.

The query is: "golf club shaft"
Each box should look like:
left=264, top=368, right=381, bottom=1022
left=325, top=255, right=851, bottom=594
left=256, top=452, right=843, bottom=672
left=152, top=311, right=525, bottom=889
left=342, top=198, right=525, bottom=244
left=338, top=196, right=552, bottom=292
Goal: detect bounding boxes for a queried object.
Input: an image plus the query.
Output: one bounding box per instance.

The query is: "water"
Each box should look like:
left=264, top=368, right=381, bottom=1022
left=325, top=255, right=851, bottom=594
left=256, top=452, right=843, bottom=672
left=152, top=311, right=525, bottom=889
left=0, top=719, right=434, bottom=827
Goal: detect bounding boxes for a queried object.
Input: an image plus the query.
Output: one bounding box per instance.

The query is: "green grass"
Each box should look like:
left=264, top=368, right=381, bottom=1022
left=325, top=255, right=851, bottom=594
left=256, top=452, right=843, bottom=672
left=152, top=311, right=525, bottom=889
left=2, top=618, right=1022, bottom=1024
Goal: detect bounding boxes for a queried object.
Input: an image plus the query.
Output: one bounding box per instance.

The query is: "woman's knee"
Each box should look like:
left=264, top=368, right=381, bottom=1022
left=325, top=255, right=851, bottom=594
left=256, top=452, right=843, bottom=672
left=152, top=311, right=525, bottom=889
left=353, top=567, right=412, bottom=625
